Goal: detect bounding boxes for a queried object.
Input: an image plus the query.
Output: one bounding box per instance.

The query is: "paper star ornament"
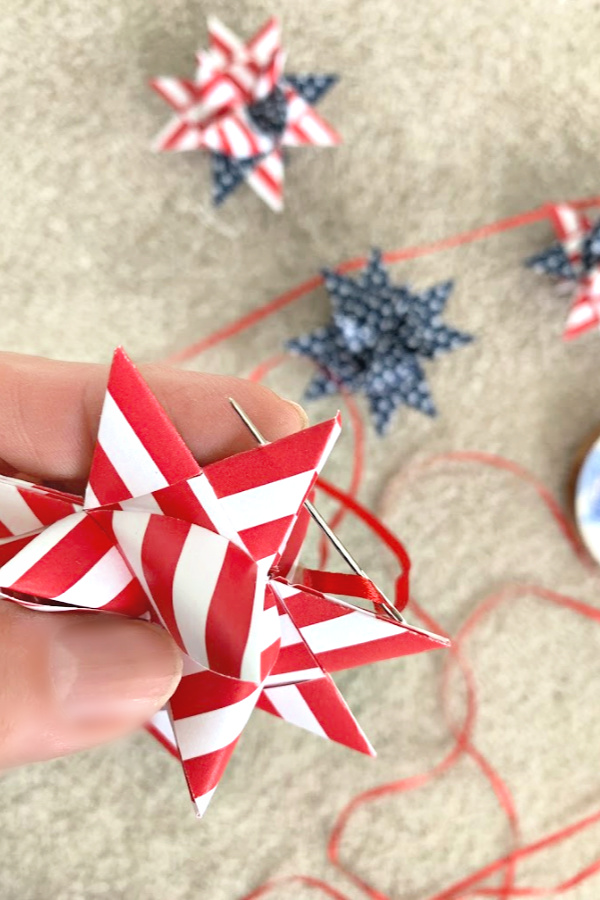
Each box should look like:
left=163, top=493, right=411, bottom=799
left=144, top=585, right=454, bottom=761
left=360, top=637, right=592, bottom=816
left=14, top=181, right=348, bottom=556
left=287, top=249, right=473, bottom=434
left=151, top=17, right=340, bottom=211
left=0, top=349, right=448, bottom=816
left=526, top=203, right=600, bottom=340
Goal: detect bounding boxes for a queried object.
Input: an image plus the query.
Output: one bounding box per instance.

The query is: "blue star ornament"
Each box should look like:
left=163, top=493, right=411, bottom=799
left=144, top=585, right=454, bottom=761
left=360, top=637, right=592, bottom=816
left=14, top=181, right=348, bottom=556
left=287, top=250, right=473, bottom=434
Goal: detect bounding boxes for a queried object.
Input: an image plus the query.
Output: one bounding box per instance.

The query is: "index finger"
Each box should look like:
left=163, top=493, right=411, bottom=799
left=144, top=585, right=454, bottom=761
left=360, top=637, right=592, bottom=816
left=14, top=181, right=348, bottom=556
left=0, top=353, right=307, bottom=484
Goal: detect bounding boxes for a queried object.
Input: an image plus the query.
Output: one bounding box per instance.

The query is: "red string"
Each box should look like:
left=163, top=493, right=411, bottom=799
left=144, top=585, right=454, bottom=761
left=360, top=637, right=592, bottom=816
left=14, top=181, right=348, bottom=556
left=238, top=463, right=600, bottom=900
left=246, top=354, right=367, bottom=571
left=322, top=465, right=600, bottom=900
left=161, top=199, right=600, bottom=900
left=164, top=196, right=600, bottom=366
left=383, top=451, right=592, bottom=569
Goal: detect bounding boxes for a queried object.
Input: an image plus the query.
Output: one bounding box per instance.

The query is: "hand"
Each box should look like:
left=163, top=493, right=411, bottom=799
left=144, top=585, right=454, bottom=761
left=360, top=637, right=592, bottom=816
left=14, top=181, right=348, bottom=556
left=0, top=353, right=307, bottom=768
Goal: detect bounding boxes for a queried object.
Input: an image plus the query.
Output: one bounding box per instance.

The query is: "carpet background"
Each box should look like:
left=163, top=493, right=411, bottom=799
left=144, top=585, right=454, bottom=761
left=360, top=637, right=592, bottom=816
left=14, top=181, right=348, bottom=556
left=1, top=0, right=600, bottom=897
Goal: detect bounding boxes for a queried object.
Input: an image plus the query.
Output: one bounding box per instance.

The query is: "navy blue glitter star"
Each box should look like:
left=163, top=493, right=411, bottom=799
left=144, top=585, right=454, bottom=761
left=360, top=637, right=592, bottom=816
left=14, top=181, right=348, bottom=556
left=212, top=73, right=338, bottom=207
left=287, top=250, right=473, bottom=434
left=525, top=218, right=600, bottom=280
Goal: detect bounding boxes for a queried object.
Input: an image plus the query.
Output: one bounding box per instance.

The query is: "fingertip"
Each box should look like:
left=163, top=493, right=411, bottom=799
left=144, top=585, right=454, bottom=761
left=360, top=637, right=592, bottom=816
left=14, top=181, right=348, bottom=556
left=50, top=616, right=183, bottom=726
left=253, top=389, right=309, bottom=441
left=283, top=399, right=309, bottom=430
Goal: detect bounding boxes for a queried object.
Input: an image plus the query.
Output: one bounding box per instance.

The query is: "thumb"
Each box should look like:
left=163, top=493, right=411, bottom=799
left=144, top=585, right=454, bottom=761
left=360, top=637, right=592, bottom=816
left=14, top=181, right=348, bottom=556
left=0, top=601, right=182, bottom=767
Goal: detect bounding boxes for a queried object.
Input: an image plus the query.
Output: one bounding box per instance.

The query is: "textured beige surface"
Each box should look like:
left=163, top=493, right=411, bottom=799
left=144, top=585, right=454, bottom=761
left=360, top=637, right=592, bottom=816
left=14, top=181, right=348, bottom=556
left=2, top=1, right=600, bottom=898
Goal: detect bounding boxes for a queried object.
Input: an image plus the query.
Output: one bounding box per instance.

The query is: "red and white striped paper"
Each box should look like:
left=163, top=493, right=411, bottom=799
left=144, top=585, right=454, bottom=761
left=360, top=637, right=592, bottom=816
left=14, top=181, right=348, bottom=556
left=0, top=348, right=448, bottom=816
left=549, top=204, right=600, bottom=341
left=150, top=17, right=340, bottom=211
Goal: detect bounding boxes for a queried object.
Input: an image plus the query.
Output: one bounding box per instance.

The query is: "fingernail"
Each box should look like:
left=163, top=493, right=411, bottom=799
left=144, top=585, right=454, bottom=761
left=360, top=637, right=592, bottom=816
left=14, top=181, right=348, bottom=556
left=51, top=616, right=182, bottom=724
left=285, top=399, right=309, bottom=429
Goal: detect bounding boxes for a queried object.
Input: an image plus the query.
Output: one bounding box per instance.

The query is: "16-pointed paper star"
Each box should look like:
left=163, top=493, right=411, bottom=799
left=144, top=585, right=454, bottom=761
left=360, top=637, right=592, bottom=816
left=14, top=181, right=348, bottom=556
left=151, top=18, right=340, bottom=211
left=525, top=203, right=600, bottom=340
left=287, top=250, right=473, bottom=434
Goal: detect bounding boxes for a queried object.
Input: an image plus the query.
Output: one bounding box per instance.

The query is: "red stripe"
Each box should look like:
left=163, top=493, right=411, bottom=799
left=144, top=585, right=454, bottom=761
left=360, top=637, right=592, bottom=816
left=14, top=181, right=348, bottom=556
left=550, top=205, right=589, bottom=242
left=260, top=638, right=281, bottom=682
left=252, top=159, right=281, bottom=197
left=238, top=117, right=261, bottom=157
left=287, top=105, right=342, bottom=144
left=271, top=640, right=318, bottom=675
left=104, top=349, right=200, bottom=487
left=217, top=123, right=233, bottom=156
left=286, top=112, right=312, bottom=144
left=315, top=629, right=446, bottom=673
left=296, top=678, right=373, bottom=755
left=204, top=418, right=339, bottom=497
left=204, top=542, right=259, bottom=678
left=277, top=507, right=310, bottom=577
left=247, top=17, right=278, bottom=52
left=140, top=515, right=188, bottom=651
left=260, top=585, right=281, bottom=679
left=150, top=479, right=217, bottom=532
left=145, top=722, right=180, bottom=759
left=182, top=738, right=239, bottom=800
left=0, top=521, right=13, bottom=539
left=199, top=72, right=226, bottom=100
left=282, top=588, right=350, bottom=628
left=88, top=443, right=132, bottom=507
left=256, top=690, right=281, bottom=718
left=264, top=584, right=277, bottom=609
left=162, top=120, right=194, bottom=151
left=287, top=120, right=312, bottom=145
left=101, top=577, right=148, bottom=617
left=286, top=103, right=341, bottom=146
left=89, top=508, right=117, bottom=543
left=19, top=488, right=76, bottom=527
left=238, top=515, right=295, bottom=562
left=208, top=30, right=236, bottom=61
left=0, top=534, right=38, bottom=565
left=150, top=79, right=199, bottom=112
left=10, top=515, right=112, bottom=598
left=200, top=75, right=244, bottom=111
left=170, top=668, right=256, bottom=719
left=565, top=321, right=596, bottom=340
left=36, top=484, right=83, bottom=506
left=220, top=72, right=252, bottom=103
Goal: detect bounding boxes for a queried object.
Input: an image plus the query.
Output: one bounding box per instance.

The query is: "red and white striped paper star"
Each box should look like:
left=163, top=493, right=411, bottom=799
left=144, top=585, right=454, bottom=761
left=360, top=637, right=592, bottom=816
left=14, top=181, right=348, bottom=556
left=530, top=204, right=600, bottom=340
left=150, top=17, right=341, bottom=211
left=0, top=349, right=447, bottom=816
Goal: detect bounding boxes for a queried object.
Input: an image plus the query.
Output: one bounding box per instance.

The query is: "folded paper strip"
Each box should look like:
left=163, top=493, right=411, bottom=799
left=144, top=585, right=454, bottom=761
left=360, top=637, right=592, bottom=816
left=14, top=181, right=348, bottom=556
left=526, top=203, right=600, bottom=340
left=151, top=17, right=340, bottom=210
left=0, top=349, right=448, bottom=816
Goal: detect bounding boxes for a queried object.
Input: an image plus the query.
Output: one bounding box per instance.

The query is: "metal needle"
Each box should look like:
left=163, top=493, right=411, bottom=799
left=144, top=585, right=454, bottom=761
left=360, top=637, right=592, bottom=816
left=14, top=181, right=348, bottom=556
left=228, top=398, right=407, bottom=625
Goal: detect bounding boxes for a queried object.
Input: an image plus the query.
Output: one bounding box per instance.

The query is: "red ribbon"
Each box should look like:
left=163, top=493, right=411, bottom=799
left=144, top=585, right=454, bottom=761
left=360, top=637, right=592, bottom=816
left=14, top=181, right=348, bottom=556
left=163, top=198, right=600, bottom=900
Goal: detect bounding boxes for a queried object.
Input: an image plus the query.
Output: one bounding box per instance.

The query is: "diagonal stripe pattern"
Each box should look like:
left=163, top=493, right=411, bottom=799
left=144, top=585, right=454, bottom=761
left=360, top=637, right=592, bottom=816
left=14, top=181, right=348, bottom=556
left=0, top=348, right=447, bottom=817
left=150, top=17, right=340, bottom=210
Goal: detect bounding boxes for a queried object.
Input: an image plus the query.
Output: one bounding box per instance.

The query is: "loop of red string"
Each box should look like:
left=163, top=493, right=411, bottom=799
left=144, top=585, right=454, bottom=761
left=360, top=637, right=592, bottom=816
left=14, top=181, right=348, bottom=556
left=300, top=569, right=407, bottom=611
left=240, top=470, right=600, bottom=900
left=165, top=197, right=600, bottom=900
